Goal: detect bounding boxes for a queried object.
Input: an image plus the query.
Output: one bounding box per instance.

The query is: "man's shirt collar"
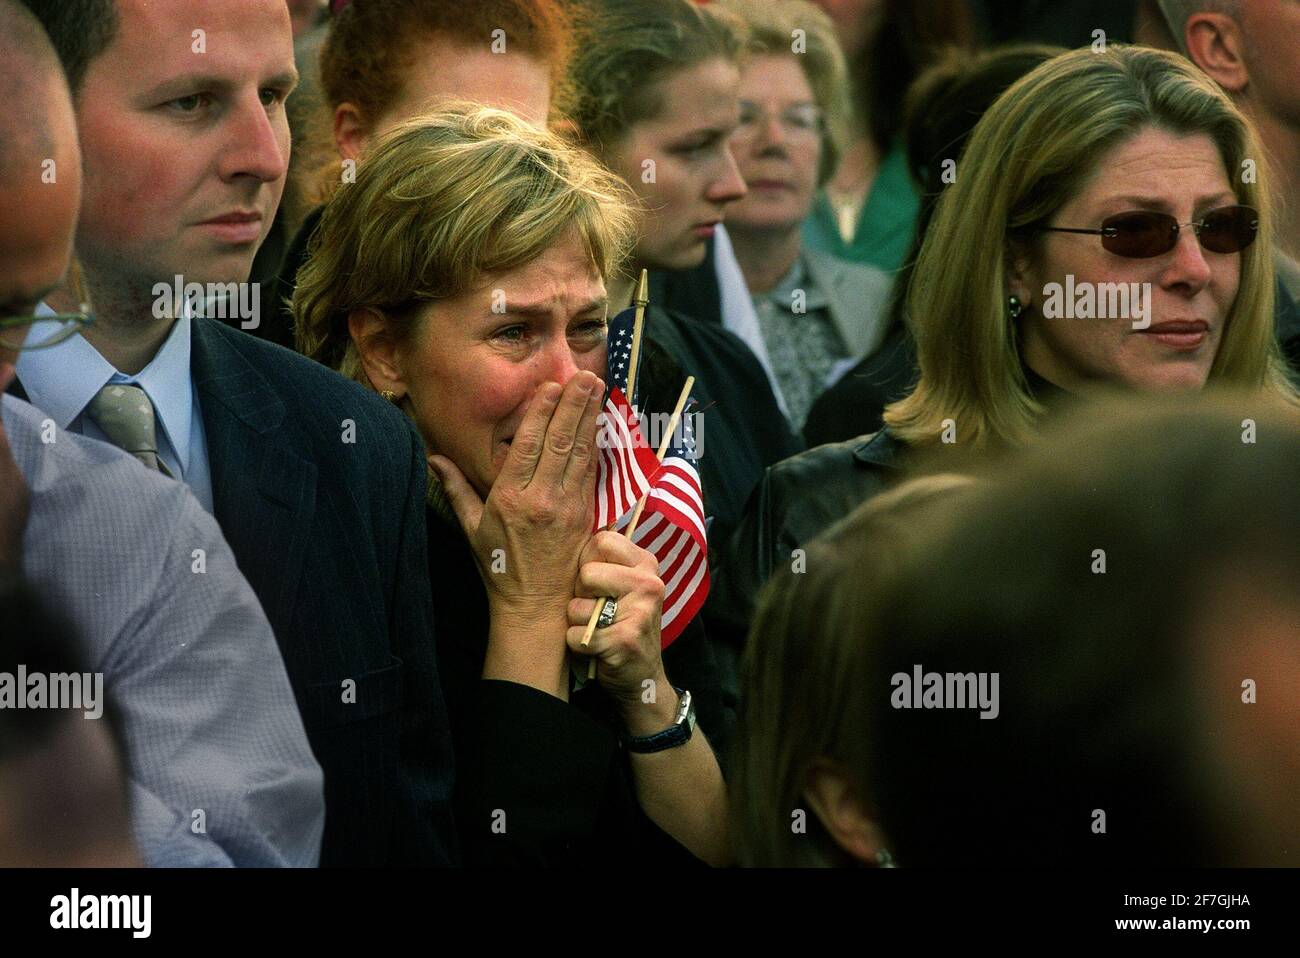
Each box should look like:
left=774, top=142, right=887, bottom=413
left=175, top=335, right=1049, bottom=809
left=18, top=305, right=196, bottom=474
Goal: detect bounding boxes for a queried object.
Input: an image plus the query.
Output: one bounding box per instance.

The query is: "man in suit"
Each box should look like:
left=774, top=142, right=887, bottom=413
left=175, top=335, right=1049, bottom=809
left=17, top=0, right=456, bottom=865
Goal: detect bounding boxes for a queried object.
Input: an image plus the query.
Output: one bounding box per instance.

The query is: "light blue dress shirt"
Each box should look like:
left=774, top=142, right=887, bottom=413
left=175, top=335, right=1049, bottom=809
left=3, top=393, right=324, bottom=866
left=17, top=307, right=214, bottom=514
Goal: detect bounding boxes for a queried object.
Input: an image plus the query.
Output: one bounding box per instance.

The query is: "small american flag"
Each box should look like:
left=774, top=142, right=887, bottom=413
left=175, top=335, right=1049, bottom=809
left=595, top=307, right=662, bottom=530
left=616, top=397, right=709, bottom=648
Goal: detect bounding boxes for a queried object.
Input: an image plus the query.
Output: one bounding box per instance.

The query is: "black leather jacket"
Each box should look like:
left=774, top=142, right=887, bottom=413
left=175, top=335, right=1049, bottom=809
left=705, top=428, right=907, bottom=661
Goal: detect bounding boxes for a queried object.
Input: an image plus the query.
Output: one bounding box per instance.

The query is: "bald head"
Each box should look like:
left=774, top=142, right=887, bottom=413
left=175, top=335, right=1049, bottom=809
left=1157, top=0, right=1241, bottom=56
left=0, top=0, right=61, bottom=70
left=0, top=0, right=66, bottom=180
left=0, top=0, right=82, bottom=363
left=1157, top=0, right=1300, bottom=138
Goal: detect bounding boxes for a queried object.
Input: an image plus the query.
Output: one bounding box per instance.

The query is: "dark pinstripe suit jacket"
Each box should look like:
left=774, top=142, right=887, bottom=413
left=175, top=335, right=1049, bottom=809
left=190, top=317, right=456, bottom=865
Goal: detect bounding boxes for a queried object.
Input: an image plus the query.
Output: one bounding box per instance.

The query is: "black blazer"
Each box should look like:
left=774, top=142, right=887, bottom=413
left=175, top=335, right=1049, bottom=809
left=802, top=324, right=919, bottom=448
left=639, top=306, right=803, bottom=549
left=190, top=318, right=456, bottom=865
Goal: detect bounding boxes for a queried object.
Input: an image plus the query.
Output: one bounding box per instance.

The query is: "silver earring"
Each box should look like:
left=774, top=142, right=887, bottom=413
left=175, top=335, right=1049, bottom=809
left=1007, top=295, right=1024, bottom=320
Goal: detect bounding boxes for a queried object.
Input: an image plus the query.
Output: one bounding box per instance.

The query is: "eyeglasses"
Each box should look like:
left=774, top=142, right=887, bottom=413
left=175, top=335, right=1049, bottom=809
left=1035, top=205, right=1258, bottom=259
left=0, top=308, right=94, bottom=351
left=733, top=100, right=823, bottom=143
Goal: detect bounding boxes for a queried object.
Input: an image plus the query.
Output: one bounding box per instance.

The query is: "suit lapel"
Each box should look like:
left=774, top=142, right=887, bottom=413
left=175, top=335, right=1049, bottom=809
left=191, top=317, right=316, bottom=633
left=803, top=250, right=867, bottom=358
left=805, top=249, right=893, bottom=360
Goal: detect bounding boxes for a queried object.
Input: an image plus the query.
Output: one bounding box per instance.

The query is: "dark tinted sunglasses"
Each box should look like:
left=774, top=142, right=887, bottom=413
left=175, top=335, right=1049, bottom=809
left=1036, top=204, right=1258, bottom=258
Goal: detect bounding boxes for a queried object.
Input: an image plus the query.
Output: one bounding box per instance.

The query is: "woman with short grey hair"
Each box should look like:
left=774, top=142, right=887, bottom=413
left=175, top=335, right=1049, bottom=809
left=718, top=0, right=894, bottom=429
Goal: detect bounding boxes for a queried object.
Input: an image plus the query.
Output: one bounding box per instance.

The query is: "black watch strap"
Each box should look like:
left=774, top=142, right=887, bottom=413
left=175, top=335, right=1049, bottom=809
left=623, top=687, right=695, bottom=753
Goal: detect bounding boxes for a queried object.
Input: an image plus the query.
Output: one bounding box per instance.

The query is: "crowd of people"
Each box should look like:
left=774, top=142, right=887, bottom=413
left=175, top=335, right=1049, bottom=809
left=1, top=0, right=1296, bottom=868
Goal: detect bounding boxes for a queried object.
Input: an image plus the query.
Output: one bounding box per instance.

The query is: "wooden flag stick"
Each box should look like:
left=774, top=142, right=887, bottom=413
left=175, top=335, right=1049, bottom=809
left=625, top=269, right=649, bottom=398
left=622, top=376, right=693, bottom=538
left=582, top=375, right=695, bottom=675
left=578, top=271, right=650, bottom=682
left=579, top=272, right=650, bottom=686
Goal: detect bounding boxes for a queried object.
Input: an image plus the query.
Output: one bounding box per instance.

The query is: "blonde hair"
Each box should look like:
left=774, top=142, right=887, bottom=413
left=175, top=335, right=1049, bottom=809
left=885, top=44, right=1297, bottom=451
left=294, top=105, right=637, bottom=381
left=714, top=0, right=851, bottom=186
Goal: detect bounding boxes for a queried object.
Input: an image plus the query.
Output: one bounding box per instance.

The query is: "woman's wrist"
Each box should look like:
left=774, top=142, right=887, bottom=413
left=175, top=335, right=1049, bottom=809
left=618, top=671, right=677, bottom=737
left=487, top=594, right=568, bottom=627
left=484, top=603, right=571, bottom=700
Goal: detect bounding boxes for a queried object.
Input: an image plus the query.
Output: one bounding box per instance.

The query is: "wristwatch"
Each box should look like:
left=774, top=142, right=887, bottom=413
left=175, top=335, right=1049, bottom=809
left=623, top=687, right=695, bottom=753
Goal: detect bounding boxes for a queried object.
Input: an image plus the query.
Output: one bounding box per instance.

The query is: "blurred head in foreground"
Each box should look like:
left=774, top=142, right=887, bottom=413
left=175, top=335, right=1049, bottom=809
left=739, top=392, right=1300, bottom=865
left=735, top=472, right=977, bottom=866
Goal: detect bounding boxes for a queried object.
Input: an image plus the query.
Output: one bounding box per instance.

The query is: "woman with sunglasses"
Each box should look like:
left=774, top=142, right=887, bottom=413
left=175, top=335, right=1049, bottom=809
left=715, top=44, right=1300, bottom=636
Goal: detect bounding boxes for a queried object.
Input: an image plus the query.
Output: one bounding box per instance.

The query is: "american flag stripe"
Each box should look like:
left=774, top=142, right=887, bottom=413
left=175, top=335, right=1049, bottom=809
left=595, top=303, right=709, bottom=648
left=622, top=503, right=708, bottom=636
left=627, top=448, right=709, bottom=646
left=642, top=470, right=707, bottom=542
left=662, top=549, right=709, bottom=641
left=644, top=493, right=707, bottom=574
left=613, top=466, right=705, bottom=544
left=651, top=526, right=695, bottom=596
left=663, top=550, right=708, bottom=627
left=630, top=514, right=706, bottom=641
left=602, top=410, right=637, bottom=514
left=631, top=511, right=675, bottom=553
left=655, top=476, right=706, bottom=528
left=632, top=516, right=683, bottom=573
left=594, top=386, right=660, bottom=531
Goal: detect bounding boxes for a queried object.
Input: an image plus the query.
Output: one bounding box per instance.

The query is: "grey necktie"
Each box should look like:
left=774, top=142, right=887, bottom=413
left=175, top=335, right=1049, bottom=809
left=85, top=384, right=174, bottom=477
